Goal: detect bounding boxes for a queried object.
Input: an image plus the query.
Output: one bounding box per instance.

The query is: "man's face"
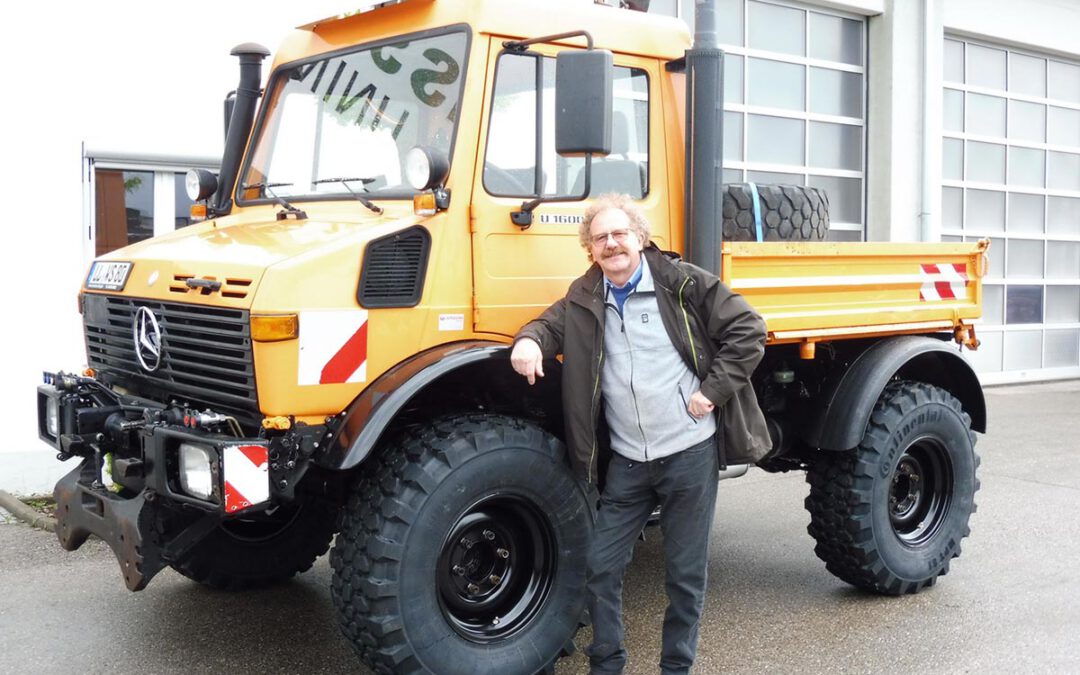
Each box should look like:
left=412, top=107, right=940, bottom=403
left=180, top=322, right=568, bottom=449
left=588, top=208, right=644, bottom=282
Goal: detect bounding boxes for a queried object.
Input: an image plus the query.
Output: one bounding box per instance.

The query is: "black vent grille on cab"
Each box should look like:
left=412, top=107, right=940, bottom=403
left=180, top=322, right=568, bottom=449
left=358, top=226, right=431, bottom=308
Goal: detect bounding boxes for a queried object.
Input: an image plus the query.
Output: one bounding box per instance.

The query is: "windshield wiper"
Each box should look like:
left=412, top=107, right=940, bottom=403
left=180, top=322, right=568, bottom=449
left=312, top=177, right=384, bottom=215
left=242, top=181, right=308, bottom=220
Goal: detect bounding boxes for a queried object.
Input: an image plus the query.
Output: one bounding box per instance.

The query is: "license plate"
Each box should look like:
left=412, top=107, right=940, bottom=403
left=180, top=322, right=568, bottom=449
left=85, top=261, right=133, bottom=291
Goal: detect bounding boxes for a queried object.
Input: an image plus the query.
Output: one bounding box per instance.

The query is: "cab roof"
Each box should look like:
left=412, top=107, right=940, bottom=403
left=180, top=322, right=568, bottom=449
left=275, top=0, right=690, bottom=67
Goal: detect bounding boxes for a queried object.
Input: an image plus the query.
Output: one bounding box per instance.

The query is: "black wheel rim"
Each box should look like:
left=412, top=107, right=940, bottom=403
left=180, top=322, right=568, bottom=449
left=888, top=435, right=953, bottom=546
left=436, top=492, right=557, bottom=643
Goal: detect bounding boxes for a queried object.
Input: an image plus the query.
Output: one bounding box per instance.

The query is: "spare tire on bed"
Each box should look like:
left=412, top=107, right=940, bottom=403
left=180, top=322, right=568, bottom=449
left=722, top=183, right=830, bottom=242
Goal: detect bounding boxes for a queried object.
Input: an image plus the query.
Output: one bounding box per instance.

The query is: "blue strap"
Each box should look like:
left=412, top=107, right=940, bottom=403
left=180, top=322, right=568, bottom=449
left=748, top=181, right=764, bottom=242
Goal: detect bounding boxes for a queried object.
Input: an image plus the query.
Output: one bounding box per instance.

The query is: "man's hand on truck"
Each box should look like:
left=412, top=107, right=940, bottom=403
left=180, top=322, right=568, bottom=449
left=510, top=337, right=544, bottom=385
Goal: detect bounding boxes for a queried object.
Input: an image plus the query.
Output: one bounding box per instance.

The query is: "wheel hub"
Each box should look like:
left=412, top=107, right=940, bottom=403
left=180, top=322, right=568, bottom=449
left=890, top=458, right=923, bottom=519
left=448, top=527, right=512, bottom=599
left=436, top=493, right=557, bottom=643
left=887, top=437, right=953, bottom=546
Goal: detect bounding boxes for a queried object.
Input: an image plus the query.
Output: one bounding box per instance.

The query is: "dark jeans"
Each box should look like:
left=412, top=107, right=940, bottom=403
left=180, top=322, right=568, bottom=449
left=585, top=437, right=720, bottom=675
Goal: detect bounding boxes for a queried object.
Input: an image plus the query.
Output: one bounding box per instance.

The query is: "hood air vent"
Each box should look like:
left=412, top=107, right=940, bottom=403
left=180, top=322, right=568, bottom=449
left=358, top=226, right=431, bottom=308
left=170, top=275, right=253, bottom=299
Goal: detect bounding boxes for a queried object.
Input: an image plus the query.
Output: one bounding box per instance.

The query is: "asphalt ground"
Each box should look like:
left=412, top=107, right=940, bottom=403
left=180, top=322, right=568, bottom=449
left=1, top=381, right=1077, bottom=674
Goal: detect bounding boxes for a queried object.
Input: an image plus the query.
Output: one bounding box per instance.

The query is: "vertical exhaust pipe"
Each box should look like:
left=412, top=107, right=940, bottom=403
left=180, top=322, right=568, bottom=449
left=214, top=42, right=270, bottom=214
left=684, top=0, right=725, bottom=275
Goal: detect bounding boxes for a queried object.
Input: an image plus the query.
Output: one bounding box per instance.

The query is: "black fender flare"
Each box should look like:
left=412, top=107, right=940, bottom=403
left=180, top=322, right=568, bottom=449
left=807, top=335, right=986, bottom=451
left=318, top=341, right=562, bottom=471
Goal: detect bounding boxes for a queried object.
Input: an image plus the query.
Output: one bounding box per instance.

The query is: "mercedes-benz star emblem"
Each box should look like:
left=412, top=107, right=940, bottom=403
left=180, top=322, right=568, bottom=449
left=133, top=306, right=163, bottom=372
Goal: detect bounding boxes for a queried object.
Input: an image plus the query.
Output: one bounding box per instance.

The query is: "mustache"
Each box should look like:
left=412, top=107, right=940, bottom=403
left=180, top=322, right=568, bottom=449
left=600, top=246, right=627, bottom=259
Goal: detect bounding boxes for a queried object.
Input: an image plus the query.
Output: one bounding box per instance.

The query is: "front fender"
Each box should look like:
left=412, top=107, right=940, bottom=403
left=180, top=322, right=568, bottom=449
left=808, top=336, right=987, bottom=451
left=319, top=341, right=564, bottom=471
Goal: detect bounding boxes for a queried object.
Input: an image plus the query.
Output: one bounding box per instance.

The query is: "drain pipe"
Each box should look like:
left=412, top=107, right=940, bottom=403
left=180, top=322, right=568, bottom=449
left=214, top=42, right=271, bottom=215
left=921, top=0, right=942, bottom=242
left=684, top=0, right=725, bottom=275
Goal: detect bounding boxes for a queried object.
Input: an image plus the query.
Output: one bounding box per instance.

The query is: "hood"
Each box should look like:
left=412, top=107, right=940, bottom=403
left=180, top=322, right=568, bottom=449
left=91, top=204, right=420, bottom=308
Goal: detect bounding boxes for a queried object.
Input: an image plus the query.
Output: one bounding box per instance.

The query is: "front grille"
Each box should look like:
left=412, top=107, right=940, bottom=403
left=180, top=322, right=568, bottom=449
left=84, top=296, right=259, bottom=426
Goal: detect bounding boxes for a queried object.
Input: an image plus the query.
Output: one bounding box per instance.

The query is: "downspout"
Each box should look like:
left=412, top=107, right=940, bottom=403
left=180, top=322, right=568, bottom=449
left=684, top=0, right=725, bottom=275
left=920, top=0, right=941, bottom=242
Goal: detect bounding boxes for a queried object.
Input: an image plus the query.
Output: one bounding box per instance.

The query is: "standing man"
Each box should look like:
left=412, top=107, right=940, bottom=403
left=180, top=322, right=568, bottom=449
left=510, top=194, right=771, bottom=675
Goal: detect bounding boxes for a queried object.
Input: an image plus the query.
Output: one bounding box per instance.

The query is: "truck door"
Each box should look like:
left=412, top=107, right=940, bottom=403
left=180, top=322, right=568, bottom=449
left=471, top=39, right=667, bottom=337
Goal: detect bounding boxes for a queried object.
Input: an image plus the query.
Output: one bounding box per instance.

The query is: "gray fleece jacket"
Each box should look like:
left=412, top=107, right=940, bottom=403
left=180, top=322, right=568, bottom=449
left=601, top=257, right=717, bottom=461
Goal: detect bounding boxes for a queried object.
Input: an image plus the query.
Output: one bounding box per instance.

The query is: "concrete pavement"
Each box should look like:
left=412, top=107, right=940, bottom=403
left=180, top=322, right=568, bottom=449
left=1, top=381, right=1077, bottom=673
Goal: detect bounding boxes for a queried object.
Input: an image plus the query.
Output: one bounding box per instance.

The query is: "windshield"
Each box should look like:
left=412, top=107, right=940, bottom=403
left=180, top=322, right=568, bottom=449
left=241, top=29, right=468, bottom=202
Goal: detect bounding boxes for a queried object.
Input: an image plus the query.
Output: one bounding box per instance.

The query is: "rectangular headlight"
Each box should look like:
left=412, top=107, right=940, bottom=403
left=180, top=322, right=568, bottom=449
left=45, top=397, right=60, bottom=438
left=179, top=443, right=215, bottom=500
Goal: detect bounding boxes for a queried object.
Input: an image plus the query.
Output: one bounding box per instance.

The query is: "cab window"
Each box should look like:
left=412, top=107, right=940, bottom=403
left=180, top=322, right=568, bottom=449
left=484, top=52, right=649, bottom=199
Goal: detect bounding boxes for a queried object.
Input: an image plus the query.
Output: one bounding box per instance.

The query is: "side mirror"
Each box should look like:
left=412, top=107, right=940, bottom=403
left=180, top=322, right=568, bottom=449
left=554, top=50, right=613, bottom=156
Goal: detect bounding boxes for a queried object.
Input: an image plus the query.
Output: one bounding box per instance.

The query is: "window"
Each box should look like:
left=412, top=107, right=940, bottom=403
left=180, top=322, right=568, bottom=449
left=657, top=0, right=867, bottom=239
left=94, top=169, right=154, bottom=256
left=484, top=51, right=649, bottom=199
left=943, top=37, right=1080, bottom=375
left=242, top=29, right=469, bottom=201
left=84, top=150, right=218, bottom=258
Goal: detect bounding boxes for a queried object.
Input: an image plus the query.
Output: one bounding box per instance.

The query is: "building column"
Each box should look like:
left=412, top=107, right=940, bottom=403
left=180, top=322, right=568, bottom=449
left=866, top=0, right=943, bottom=243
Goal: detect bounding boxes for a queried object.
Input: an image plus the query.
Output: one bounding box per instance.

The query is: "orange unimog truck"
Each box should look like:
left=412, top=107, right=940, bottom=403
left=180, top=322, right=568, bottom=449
left=37, top=1, right=987, bottom=672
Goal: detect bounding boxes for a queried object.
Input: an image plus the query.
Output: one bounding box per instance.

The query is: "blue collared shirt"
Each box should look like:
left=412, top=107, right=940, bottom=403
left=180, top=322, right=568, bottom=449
left=604, top=259, right=644, bottom=316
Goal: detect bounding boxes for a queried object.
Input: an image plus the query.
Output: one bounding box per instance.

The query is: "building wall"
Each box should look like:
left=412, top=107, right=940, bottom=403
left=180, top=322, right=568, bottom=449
left=3, top=0, right=1077, bottom=493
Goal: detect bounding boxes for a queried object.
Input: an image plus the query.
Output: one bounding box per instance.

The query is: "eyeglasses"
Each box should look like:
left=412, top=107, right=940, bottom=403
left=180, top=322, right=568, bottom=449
left=589, top=229, right=633, bottom=247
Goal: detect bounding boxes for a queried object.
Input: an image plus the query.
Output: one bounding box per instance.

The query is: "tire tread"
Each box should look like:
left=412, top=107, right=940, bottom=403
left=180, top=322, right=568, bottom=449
left=330, top=414, right=573, bottom=674
left=804, top=381, right=980, bottom=595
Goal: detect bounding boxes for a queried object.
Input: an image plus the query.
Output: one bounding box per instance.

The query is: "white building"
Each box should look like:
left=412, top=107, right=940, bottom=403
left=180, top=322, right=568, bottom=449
left=4, top=0, right=1078, bottom=494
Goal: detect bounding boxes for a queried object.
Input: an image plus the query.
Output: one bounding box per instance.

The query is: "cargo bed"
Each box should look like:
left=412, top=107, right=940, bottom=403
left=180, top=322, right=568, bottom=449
left=723, top=240, right=988, bottom=349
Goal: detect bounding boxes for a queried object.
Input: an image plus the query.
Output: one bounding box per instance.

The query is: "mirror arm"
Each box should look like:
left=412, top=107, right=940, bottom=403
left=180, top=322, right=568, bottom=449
left=503, top=30, right=594, bottom=53
left=510, top=155, right=592, bottom=230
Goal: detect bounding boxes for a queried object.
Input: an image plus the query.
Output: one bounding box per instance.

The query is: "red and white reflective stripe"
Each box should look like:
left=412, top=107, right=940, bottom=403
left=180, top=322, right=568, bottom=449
left=297, top=310, right=369, bottom=385
left=223, top=444, right=269, bottom=514
left=919, top=263, right=968, bottom=301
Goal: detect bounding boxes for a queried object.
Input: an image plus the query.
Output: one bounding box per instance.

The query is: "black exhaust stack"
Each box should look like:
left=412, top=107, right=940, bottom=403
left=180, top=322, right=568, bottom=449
left=214, top=42, right=271, bottom=214
left=684, top=0, right=725, bottom=275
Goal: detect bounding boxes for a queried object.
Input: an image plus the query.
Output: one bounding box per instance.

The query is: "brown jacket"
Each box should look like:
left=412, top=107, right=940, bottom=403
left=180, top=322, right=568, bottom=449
left=516, top=244, right=771, bottom=483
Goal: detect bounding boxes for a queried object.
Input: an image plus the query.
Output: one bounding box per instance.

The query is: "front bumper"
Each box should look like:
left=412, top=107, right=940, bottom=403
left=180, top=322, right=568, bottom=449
left=37, top=374, right=319, bottom=590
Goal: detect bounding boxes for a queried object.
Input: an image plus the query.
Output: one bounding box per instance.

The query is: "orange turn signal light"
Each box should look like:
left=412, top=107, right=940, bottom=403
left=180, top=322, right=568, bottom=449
left=413, top=192, right=437, bottom=216
left=190, top=203, right=208, bottom=221
left=251, top=314, right=299, bottom=342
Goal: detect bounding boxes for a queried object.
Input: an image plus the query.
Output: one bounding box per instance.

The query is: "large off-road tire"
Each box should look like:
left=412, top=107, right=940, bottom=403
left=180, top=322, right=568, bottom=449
left=170, top=497, right=339, bottom=590
left=804, top=381, right=980, bottom=595
left=722, top=183, right=830, bottom=241
left=331, top=414, right=593, bottom=675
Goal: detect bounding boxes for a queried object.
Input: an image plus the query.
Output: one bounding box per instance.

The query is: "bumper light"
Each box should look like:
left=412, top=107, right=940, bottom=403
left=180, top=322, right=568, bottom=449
left=179, top=443, right=215, bottom=500
left=45, top=397, right=59, bottom=438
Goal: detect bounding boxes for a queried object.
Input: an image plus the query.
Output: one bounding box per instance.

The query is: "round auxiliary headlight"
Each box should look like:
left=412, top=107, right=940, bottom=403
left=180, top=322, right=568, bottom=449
left=405, top=147, right=434, bottom=191
left=185, top=168, right=218, bottom=201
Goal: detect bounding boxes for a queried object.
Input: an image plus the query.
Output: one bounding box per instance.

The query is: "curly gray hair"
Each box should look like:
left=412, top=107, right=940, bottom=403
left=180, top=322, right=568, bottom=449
left=579, top=193, right=650, bottom=261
